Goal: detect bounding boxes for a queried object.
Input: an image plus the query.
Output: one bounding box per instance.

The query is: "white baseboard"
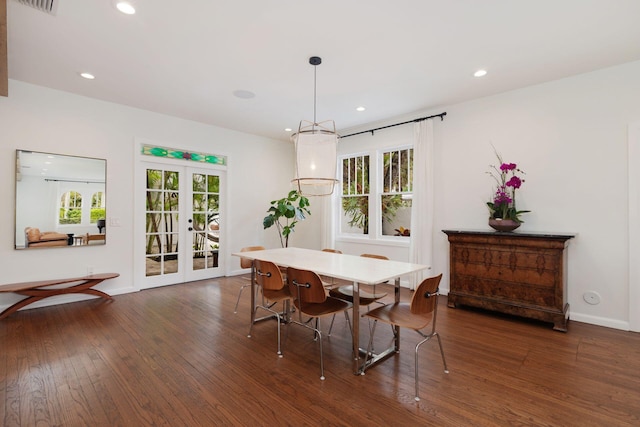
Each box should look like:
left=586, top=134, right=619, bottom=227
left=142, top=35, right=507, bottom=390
left=569, top=312, right=630, bottom=331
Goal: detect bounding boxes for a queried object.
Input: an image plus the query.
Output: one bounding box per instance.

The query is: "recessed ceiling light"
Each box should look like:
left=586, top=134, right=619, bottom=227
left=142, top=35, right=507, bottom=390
left=80, top=72, right=95, bottom=80
left=284, top=128, right=292, bottom=132
left=474, top=69, right=487, bottom=77
left=356, top=106, right=366, bottom=112
left=116, top=1, right=136, bottom=15
left=233, top=89, right=256, bottom=99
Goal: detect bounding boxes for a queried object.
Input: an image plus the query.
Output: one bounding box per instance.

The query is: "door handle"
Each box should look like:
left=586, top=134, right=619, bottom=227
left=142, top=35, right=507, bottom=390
left=188, top=227, right=193, bottom=231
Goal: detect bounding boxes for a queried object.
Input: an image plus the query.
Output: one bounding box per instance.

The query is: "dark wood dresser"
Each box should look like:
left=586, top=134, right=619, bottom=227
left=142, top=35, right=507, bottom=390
left=442, top=230, right=575, bottom=331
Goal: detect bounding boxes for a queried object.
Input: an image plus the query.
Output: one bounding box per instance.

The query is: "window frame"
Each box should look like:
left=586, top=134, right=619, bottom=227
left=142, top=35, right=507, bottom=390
left=336, top=144, right=413, bottom=246
left=380, top=145, right=413, bottom=238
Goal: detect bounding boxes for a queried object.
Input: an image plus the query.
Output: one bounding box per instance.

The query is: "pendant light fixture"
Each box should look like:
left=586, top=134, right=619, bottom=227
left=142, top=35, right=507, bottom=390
left=291, top=56, right=339, bottom=197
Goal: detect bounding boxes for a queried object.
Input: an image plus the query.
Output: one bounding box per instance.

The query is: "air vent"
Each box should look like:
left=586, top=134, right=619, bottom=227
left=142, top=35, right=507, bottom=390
left=16, top=0, right=58, bottom=16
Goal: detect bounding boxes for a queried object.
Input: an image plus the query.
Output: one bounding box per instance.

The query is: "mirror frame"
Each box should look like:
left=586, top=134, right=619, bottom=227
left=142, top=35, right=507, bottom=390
left=15, top=150, right=107, bottom=250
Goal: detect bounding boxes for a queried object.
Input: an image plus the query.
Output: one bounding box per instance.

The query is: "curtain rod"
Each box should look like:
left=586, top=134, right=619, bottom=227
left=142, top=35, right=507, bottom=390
left=340, top=112, right=446, bottom=139
left=45, top=178, right=105, bottom=184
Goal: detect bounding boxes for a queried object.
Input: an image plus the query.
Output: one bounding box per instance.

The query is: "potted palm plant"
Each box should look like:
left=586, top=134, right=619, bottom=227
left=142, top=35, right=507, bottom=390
left=263, top=190, right=311, bottom=247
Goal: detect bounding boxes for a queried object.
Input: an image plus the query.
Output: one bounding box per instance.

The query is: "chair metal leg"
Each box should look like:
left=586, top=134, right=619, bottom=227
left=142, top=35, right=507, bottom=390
left=328, top=313, right=336, bottom=336
left=434, top=332, right=449, bottom=373
left=327, top=310, right=352, bottom=336
left=249, top=301, right=289, bottom=357
left=288, top=317, right=326, bottom=380
left=317, top=328, right=325, bottom=380
left=234, top=282, right=251, bottom=313
left=413, top=330, right=449, bottom=401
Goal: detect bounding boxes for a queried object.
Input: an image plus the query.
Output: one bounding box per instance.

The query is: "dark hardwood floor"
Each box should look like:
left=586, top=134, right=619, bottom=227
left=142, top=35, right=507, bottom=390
left=1, top=275, right=639, bottom=426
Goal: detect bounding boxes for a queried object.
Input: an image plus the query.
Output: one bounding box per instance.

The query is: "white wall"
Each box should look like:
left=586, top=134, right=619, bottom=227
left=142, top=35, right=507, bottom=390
left=338, top=60, right=640, bottom=330
left=0, top=81, right=320, bottom=310
left=3, top=59, right=640, bottom=330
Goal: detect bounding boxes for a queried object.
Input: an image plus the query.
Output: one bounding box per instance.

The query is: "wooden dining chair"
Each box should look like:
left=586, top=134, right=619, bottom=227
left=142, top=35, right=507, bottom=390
left=320, top=248, right=342, bottom=289
left=249, top=259, right=291, bottom=357
left=329, top=253, right=389, bottom=304
left=287, top=266, right=352, bottom=380
left=327, top=253, right=389, bottom=335
left=234, top=245, right=265, bottom=313
left=83, top=233, right=105, bottom=245
left=321, top=248, right=342, bottom=253
left=362, top=273, right=449, bottom=401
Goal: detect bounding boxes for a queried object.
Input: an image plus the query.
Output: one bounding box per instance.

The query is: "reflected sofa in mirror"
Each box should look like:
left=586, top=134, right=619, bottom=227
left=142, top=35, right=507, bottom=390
left=15, top=150, right=107, bottom=250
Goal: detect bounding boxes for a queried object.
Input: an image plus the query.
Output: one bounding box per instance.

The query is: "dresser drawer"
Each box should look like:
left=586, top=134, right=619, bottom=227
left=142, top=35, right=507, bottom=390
left=451, top=244, right=560, bottom=270
left=450, top=274, right=559, bottom=308
left=450, top=257, right=559, bottom=288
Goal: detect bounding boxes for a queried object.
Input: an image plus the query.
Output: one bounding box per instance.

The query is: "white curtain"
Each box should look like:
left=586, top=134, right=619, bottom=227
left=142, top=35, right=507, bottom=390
left=320, top=187, right=336, bottom=250
left=409, top=119, right=435, bottom=289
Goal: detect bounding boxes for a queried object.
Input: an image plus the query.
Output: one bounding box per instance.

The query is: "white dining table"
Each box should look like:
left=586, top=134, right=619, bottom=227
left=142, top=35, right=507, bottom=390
left=232, top=247, right=429, bottom=374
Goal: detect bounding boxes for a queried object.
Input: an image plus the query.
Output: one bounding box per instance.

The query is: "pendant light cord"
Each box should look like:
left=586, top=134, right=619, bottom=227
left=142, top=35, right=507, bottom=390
left=313, top=64, right=317, bottom=126
left=308, top=56, right=322, bottom=130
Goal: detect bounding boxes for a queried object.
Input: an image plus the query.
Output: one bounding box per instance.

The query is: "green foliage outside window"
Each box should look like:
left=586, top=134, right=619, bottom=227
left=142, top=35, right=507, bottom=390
left=91, top=208, right=106, bottom=223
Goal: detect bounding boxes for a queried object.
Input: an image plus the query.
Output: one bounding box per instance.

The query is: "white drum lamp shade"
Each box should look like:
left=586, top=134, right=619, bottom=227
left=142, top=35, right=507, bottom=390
left=292, top=120, right=338, bottom=196
left=291, top=56, right=339, bottom=197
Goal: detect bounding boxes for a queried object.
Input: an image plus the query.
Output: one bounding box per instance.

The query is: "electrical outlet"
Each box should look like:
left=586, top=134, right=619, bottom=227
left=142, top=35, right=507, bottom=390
left=87, top=266, right=94, bottom=276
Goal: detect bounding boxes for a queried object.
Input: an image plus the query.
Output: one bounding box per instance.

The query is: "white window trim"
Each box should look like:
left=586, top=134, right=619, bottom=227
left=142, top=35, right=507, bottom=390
left=336, top=145, right=413, bottom=247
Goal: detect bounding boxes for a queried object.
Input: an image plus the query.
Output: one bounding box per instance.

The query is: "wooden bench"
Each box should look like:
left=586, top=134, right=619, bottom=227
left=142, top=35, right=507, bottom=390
left=0, top=273, right=119, bottom=320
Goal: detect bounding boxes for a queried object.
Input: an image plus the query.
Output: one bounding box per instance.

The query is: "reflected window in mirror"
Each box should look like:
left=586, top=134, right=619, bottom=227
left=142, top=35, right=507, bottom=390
left=15, top=150, right=107, bottom=249
left=59, top=191, right=82, bottom=225
left=91, top=192, right=105, bottom=224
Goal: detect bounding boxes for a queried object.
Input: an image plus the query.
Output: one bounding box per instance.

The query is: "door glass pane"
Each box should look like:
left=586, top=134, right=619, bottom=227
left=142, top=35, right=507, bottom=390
left=165, top=192, right=179, bottom=212
left=146, top=190, right=162, bottom=211
left=193, top=194, right=205, bottom=210
left=193, top=213, right=206, bottom=230
left=208, top=175, right=220, bottom=192
left=191, top=171, right=220, bottom=271
left=165, top=171, right=179, bottom=190
left=145, top=168, right=180, bottom=277
left=147, top=170, right=162, bottom=189
left=208, top=195, right=219, bottom=211
left=193, top=173, right=206, bottom=192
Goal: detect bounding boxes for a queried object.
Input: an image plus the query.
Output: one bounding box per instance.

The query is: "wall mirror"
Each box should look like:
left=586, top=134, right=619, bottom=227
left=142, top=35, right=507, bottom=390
left=15, top=150, right=107, bottom=250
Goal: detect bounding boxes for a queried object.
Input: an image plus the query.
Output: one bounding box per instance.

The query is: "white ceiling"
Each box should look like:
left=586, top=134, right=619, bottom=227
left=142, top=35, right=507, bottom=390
left=6, top=0, right=640, bottom=142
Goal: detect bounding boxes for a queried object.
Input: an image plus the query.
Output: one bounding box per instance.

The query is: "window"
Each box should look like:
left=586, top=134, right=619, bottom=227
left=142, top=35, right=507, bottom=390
left=341, top=154, right=370, bottom=234
left=339, top=147, right=413, bottom=239
left=381, top=148, right=413, bottom=237
left=59, top=191, right=82, bottom=225
left=90, top=191, right=106, bottom=224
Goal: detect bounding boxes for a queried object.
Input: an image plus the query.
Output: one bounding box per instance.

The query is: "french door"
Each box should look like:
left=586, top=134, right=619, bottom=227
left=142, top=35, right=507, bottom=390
left=137, top=162, right=225, bottom=289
